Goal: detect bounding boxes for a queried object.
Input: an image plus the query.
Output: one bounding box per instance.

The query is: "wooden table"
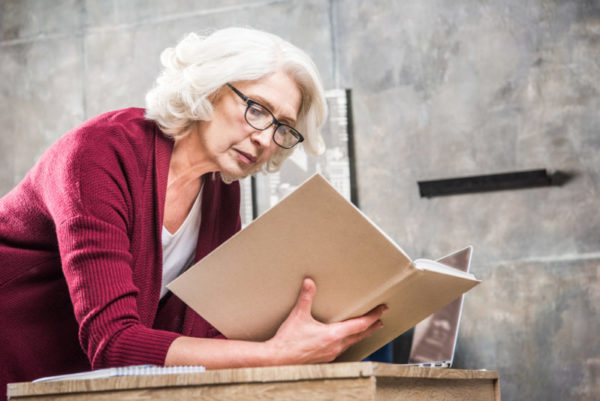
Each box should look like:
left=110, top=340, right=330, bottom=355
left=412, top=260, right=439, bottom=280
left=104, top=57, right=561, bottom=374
left=8, top=362, right=500, bottom=400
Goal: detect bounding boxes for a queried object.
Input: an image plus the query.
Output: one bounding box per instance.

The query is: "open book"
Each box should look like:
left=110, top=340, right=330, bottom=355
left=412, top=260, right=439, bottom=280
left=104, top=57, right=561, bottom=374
left=168, top=173, right=480, bottom=362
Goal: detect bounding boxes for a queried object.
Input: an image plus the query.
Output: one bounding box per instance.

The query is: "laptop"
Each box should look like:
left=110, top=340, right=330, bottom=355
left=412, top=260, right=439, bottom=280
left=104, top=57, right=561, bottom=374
left=406, top=246, right=474, bottom=368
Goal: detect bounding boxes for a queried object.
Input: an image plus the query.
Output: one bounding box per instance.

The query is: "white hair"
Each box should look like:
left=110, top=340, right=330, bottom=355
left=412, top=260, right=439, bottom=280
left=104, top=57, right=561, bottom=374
left=145, top=27, right=327, bottom=172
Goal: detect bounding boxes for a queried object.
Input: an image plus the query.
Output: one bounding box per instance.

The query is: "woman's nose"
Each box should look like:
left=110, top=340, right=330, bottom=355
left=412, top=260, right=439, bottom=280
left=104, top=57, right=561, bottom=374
left=251, top=128, right=273, bottom=147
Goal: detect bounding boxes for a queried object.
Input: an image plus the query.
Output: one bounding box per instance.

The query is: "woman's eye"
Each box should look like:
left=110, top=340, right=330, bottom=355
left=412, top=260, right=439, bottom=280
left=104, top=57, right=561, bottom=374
left=248, top=104, right=265, bottom=118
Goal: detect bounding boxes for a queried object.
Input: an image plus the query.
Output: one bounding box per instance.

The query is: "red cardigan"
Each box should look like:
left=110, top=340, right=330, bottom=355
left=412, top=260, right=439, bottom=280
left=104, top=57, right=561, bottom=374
left=0, top=108, right=241, bottom=397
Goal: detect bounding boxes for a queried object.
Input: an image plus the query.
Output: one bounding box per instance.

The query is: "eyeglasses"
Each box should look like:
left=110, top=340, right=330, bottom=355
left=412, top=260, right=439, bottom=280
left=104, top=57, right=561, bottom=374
left=226, top=83, right=304, bottom=149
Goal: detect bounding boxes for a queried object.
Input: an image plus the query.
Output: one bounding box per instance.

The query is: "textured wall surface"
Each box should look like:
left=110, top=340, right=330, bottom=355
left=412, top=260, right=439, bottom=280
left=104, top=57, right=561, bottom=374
left=1, top=1, right=598, bottom=400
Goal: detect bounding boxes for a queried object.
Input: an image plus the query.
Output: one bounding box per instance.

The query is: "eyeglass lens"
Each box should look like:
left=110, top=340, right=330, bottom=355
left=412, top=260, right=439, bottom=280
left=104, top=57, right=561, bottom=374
left=273, top=126, right=299, bottom=148
left=244, top=103, right=300, bottom=149
left=246, top=103, right=272, bottom=129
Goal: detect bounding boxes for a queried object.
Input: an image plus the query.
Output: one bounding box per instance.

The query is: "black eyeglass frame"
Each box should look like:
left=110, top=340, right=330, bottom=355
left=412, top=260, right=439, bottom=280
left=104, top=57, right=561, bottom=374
left=226, top=83, right=304, bottom=149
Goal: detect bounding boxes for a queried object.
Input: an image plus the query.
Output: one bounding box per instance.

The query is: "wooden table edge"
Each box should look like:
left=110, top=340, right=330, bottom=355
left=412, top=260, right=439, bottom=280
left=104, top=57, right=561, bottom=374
left=7, top=362, right=499, bottom=398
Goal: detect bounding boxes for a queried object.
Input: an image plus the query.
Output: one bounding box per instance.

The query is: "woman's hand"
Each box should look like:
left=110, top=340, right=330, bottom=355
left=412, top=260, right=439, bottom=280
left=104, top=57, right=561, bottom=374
left=165, top=277, right=385, bottom=368
left=265, top=277, right=386, bottom=365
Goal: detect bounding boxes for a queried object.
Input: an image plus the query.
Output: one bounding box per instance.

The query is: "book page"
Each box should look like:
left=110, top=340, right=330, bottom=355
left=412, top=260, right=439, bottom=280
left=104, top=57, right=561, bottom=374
left=337, top=263, right=479, bottom=361
left=413, top=259, right=476, bottom=279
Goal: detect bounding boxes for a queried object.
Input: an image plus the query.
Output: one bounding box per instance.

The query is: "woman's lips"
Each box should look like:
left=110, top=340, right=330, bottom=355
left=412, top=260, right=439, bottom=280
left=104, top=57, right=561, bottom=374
left=235, top=149, right=257, bottom=165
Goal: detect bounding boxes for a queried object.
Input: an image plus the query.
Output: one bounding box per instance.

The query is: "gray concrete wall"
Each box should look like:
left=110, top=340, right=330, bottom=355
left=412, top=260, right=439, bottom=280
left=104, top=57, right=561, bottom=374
left=1, top=1, right=598, bottom=400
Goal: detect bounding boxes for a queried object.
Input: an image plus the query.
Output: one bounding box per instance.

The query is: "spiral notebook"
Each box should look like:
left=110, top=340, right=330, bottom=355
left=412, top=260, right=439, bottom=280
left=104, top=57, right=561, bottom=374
left=32, top=365, right=206, bottom=383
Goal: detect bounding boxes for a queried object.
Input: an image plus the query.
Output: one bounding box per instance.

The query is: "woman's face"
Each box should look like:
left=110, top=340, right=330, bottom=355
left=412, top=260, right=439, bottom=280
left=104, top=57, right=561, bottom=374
left=197, top=71, right=302, bottom=181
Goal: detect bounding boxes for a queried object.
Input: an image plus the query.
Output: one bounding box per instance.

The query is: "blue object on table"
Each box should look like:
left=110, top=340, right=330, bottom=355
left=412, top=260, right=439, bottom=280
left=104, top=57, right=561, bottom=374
left=362, top=342, right=394, bottom=362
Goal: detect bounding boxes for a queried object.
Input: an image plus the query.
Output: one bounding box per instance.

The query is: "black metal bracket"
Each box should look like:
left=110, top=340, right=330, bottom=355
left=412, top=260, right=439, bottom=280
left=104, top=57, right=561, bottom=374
left=418, top=169, right=572, bottom=198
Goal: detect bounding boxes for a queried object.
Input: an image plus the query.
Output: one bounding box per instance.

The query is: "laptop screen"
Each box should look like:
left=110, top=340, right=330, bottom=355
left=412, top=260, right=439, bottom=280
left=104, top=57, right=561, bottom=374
left=408, top=246, right=473, bottom=366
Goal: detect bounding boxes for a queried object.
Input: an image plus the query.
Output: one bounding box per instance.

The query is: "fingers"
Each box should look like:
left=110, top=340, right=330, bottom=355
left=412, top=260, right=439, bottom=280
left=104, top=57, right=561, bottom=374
left=334, top=310, right=386, bottom=357
left=341, top=318, right=384, bottom=349
left=291, top=277, right=317, bottom=318
left=333, top=304, right=387, bottom=337
left=270, top=289, right=386, bottom=364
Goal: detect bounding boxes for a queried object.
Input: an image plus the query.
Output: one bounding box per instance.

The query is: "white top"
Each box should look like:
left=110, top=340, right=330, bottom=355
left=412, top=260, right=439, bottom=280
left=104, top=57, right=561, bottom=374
left=160, top=189, right=203, bottom=299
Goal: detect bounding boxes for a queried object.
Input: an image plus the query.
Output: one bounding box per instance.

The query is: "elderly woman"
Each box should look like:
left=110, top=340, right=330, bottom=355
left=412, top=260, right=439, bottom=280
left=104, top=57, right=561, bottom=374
left=0, top=27, right=385, bottom=394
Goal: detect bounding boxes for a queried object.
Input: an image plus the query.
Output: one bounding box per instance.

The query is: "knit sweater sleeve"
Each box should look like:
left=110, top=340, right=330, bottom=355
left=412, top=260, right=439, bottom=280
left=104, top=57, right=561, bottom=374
left=43, top=114, right=180, bottom=369
left=57, top=215, right=180, bottom=368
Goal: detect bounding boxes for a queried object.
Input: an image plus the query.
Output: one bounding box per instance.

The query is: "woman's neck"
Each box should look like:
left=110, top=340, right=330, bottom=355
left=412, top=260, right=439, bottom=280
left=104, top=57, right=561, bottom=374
left=163, top=127, right=213, bottom=233
left=168, top=126, right=216, bottom=188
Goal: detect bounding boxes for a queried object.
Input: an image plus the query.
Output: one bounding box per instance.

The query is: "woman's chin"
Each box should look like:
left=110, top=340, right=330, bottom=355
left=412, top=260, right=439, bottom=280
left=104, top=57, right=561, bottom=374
left=219, top=172, right=240, bottom=184
left=219, top=163, right=259, bottom=184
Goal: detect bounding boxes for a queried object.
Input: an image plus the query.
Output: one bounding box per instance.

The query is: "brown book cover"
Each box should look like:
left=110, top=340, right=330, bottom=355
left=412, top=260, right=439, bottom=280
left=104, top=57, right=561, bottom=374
left=168, top=173, right=480, bottom=362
